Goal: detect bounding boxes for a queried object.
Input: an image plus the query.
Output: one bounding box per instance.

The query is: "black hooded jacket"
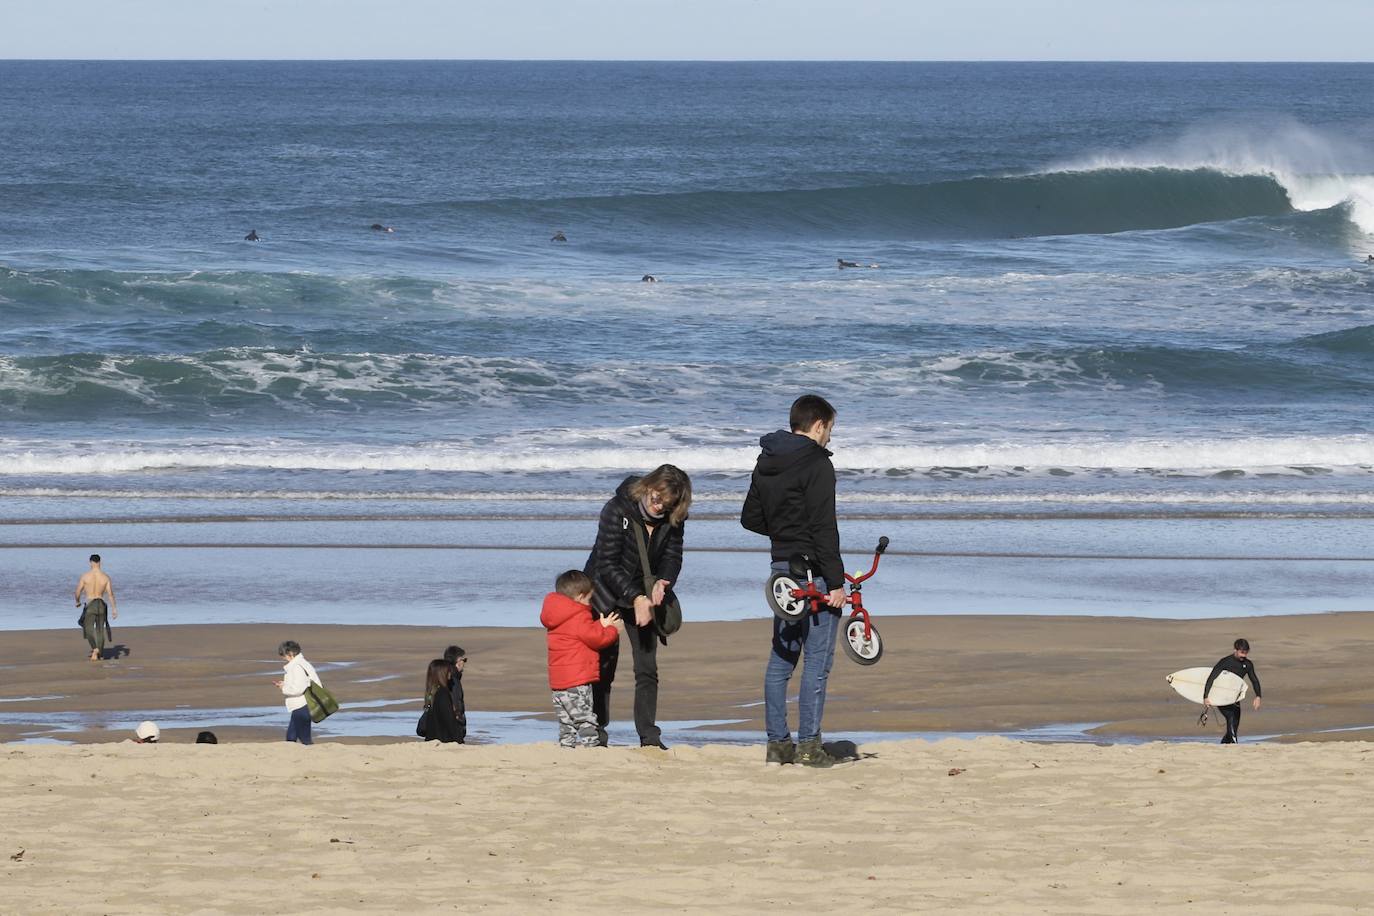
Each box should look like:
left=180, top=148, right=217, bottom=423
left=584, top=476, right=685, bottom=616
left=741, top=430, right=843, bottom=589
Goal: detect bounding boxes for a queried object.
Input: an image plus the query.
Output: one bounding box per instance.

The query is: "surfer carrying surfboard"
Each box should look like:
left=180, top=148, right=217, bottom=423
left=1203, top=638, right=1262, bottom=744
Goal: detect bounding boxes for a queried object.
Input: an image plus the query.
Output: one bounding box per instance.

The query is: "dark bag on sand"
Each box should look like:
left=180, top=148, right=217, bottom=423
left=630, top=520, right=683, bottom=640
left=304, top=680, right=340, bottom=723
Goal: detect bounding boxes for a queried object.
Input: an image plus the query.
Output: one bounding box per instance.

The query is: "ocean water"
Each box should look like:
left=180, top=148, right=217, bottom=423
left=3, top=61, right=1374, bottom=627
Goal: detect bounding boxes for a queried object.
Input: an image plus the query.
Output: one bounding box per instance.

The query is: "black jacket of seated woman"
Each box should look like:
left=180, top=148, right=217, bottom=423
left=421, top=659, right=464, bottom=743
left=583, top=465, right=691, bottom=748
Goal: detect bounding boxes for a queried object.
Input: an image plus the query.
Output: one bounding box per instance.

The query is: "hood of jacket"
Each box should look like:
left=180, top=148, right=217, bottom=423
left=540, top=592, right=594, bottom=630
left=755, top=430, right=830, bottom=477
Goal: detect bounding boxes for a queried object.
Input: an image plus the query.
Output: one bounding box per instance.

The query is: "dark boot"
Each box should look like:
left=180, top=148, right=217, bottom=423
left=765, top=739, right=797, bottom=766
left=797, top=737, right=851, bottom=768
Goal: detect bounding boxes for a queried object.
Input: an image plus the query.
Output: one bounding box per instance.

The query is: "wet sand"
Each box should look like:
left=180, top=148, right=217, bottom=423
left=3, top=612, right=1374, bottom=744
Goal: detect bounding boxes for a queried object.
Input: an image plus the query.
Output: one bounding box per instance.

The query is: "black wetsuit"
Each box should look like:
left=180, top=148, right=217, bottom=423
left=1204, top=655, right=1261, bottom=744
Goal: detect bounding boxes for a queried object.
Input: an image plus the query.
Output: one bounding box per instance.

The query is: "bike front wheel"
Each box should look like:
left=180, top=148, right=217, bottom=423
left=842, top=616, right=884, bottom=665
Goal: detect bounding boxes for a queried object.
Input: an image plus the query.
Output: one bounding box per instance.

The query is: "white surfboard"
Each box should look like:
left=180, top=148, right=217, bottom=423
left=1166, top=667, right=1248, bottom=705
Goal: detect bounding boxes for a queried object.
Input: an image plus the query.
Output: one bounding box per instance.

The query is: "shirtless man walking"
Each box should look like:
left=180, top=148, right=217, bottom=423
left=75, top=554, right=117, bottom=661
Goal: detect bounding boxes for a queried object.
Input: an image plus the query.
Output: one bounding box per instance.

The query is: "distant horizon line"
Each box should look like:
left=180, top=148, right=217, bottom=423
left=1, top=57, right=1371, bottom=65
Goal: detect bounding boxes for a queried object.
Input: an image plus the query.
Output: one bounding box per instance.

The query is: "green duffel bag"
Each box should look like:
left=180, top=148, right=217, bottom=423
left=304, top=680, right=340, bottom=723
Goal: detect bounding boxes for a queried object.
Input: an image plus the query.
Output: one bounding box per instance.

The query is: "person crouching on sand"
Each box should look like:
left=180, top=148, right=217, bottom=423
left=542, top=570, right=624, bottom=748
left=420, top=659, right=465, bottom=743
left=274, top=640, right=323, bottom=746
left=1202, top=638, right=1263, bottom=744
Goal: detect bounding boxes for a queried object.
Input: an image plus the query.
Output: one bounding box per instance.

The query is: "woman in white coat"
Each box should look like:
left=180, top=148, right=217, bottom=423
left=273, top=640, right=322, bottom=745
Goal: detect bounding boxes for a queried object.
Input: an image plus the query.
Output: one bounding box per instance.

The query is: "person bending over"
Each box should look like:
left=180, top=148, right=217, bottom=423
left=583, top=465, right=691, bottom=749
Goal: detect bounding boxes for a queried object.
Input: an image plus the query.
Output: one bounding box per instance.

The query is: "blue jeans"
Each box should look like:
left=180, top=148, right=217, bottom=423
left=764, top=564, right=841, bottom=743
left=286, top=704, right=313, bottom=745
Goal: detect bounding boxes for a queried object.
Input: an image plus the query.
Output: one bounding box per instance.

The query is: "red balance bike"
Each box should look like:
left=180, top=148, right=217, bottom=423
left=765, top=536, right=888, bottom=665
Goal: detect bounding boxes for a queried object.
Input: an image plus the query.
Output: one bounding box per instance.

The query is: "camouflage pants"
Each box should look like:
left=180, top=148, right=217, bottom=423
left=82, top=599, right=108, bottom=651
left=552, top=684, right=599, bottom=748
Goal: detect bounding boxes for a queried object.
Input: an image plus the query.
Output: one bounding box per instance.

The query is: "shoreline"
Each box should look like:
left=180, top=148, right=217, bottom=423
left=4, top=613, right=1373, bottom=745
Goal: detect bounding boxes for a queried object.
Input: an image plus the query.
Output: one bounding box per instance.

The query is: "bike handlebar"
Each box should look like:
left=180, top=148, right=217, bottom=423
left=845, top=536, right=891, bottom=585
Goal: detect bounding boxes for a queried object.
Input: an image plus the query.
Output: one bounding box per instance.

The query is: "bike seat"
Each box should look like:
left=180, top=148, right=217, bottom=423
left=787, top=553, right=812, bottom=581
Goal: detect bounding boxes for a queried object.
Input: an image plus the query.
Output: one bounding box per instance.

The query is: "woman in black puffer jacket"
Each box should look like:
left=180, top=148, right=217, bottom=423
left=583, top=464, right=691, bottom=748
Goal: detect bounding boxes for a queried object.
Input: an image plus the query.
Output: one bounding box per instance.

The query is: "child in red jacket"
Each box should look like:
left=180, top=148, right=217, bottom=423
left=541, top=570, right=624, bottom=748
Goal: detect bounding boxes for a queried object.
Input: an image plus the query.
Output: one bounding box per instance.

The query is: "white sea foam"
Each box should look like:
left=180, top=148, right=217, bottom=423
left=2, top=487, right=1373, bottom=507
left=2, top=435, right=1372, bottom=476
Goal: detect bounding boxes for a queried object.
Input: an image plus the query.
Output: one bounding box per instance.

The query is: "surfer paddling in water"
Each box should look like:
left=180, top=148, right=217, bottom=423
left=1202, top=638, right=1262, bottom=744
left=75, top=554, right=117, bottom=662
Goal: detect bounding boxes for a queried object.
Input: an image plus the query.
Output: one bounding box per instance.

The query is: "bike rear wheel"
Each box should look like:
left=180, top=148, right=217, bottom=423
left=766, top=572, right=810, bottom=621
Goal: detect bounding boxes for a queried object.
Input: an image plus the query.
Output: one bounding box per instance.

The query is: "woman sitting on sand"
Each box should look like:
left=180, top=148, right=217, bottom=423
left=420, top=658, right=464, bottom=744
left=584, top=464, right=691, bottom=749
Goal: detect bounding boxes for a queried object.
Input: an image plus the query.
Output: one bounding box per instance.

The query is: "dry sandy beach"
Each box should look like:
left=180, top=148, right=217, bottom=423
left=3, top=739, right=1374, bottom=913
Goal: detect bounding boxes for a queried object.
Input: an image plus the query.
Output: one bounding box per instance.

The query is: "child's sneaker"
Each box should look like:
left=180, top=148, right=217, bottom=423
left=764, top=739, right=796, bottom=766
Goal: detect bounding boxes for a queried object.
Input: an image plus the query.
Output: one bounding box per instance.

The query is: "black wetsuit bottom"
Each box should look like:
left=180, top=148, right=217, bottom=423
left=1218, top=703, right=1241, bottom=743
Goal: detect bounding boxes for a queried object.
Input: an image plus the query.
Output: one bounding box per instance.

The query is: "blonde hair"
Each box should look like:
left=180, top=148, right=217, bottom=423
left=629, top=464, right=692, bottom=527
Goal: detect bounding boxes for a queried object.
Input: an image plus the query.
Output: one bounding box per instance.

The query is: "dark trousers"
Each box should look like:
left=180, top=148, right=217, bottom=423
left=1218, top=703, right=1241, bottom=744
left=592, top=620, right=660, bottom=746
left=82, top=599, right=109, bottom=653
left=286, top=705, right=313, bottom=745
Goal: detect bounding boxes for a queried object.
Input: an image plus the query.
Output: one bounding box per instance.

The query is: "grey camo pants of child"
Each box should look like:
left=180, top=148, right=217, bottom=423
left=552, top=684, right=599, bottom=748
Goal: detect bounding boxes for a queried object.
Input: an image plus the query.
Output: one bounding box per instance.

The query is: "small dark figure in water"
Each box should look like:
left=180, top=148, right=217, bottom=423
left=370, top=223, right=395, bottom=233
left=244, top=229, right=260, bottom=241
left=642, top=274, right=657, bottom=283
left=551, top=230, right=567, bottom=242
left=837, top=258, right=859, bottom=268
left=1366, top=254, right=1373, bottom=263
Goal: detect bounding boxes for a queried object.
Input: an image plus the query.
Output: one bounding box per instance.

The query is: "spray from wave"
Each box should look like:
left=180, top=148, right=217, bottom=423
left=1054, top=119, right=1374, bottom=237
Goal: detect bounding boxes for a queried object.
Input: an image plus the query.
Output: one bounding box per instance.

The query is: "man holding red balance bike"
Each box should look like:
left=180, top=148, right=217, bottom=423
left=741, top=394, right=854, bottom=768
